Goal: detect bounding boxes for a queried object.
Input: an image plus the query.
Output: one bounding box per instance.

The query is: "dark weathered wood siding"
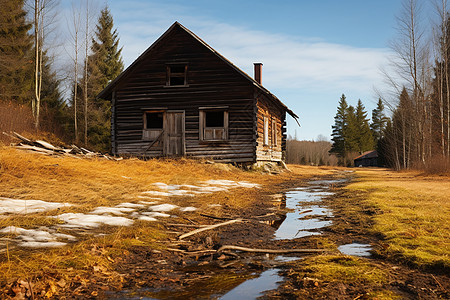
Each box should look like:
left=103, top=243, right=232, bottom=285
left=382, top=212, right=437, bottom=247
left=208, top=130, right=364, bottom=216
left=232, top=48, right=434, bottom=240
left=111, top=25, right=256, bottom=163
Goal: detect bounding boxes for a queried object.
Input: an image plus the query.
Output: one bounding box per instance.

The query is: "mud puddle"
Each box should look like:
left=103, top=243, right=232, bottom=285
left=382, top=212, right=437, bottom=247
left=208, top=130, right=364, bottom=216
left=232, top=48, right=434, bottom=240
left=114, top=177, right=347, bottom=299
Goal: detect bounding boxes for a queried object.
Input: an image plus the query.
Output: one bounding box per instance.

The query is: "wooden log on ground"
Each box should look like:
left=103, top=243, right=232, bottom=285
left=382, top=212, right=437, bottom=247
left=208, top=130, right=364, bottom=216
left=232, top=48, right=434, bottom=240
left=178, top=219, right=243, bottom=240
left=217, top=245, right=328, bottom=254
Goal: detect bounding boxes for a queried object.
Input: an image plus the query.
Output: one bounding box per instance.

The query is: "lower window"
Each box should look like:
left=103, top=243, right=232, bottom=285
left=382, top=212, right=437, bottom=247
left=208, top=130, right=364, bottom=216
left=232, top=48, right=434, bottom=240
left=199, top=109, right=228, bottom=141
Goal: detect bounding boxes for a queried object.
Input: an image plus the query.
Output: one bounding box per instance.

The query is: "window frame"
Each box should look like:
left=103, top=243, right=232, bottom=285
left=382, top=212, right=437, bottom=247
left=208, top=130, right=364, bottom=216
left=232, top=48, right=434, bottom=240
left=142, top=110, right=165, bottom=142
left=166, top=63, right=188, bottom=87
left=199, top=106, right=229, bottom=142
left=272, top=118, right=278, bottom=146
left=263, top=116, right=269, bottom=146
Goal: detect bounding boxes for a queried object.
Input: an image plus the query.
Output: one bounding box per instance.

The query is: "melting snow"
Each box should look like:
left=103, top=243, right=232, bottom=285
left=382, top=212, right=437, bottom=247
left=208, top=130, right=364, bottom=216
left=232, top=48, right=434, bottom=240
left=142, top=212, right=171, bottom=218
left=90, top=206, right=136, bottom=215
left=0, top=179, right=258, bottom=249
left=138, top=216, right=157, bottom=221
left=115, top=202, right=146, bottom=208
left=179, top=206, right=197, bottom=212
left=55, top=213, right=134, bottom=228
left=0, top=226, right=76, bottom=248
left=0, top=197, right=71, bottom=214
left=143, top=180, right=260, bottom=197
left=149, top=204, right=179, bottom=212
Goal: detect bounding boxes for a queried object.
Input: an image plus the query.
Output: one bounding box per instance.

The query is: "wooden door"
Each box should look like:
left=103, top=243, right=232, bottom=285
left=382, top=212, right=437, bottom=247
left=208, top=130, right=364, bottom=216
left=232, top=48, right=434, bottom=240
left=164, top=111, right=185, bottom=156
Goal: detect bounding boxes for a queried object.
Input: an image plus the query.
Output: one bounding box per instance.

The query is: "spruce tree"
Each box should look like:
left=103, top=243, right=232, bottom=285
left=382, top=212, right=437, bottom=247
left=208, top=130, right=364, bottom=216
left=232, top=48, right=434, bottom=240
left=0, top=0, right=33, bottom=102
left=330, top=94, right=349, bottom=165
left=345, top=105, right=359, bottom=153
left=370, top=98, right=388, bottom=143
left=354, top=99, right=374, bottom=153
left=84, top=5, right=124, bottom=151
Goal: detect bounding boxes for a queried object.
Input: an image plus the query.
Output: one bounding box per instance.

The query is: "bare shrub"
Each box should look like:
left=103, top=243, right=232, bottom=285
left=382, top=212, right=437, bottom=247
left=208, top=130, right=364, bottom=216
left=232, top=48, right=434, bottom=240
left=413, top=155, right=450, bottom=175
left=0, top=100, right=35, bottom=144
left=286, top=139, right=338, bottom=166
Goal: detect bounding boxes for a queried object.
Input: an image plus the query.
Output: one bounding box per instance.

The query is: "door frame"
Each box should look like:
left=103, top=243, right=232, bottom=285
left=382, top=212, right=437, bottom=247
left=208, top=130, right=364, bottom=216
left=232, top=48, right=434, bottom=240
left=163, top=110, right=185, bottom=156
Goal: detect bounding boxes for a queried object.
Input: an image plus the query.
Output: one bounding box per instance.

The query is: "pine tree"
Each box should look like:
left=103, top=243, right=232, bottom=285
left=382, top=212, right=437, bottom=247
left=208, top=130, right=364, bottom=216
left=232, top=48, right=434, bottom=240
left=354, top=99, right=374, bottom=153
left=330, top=94, right=349, bottom=165
left=83, top=5, right=124, bottom=152
left=370, top=98, right=388, bottom=143
left=345, top=105, right=359, bottom=153
left=0, top=0, right=33, bottom=102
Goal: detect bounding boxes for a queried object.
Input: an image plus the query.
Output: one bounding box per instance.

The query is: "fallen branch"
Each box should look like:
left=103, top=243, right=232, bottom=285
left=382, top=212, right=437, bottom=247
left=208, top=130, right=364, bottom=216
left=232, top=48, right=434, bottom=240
left=217, top=245, right=327, bottom=254
left=166, top=248, right=216, bottom=256
left=200, top=213, right=234, bottom=221
left=179, top=219, right=243, bottom=240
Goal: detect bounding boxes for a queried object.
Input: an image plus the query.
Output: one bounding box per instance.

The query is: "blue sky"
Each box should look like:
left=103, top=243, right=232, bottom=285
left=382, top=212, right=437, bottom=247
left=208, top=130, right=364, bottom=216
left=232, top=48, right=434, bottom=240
left=66, top=0, right=414, bottom=140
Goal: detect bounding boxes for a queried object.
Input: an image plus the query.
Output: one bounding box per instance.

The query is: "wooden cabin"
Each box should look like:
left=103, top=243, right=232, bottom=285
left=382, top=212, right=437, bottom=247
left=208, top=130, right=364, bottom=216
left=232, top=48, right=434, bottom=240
left=98, top=22, right=298, bottom=164
left=354, top=150, right=379, bottom=167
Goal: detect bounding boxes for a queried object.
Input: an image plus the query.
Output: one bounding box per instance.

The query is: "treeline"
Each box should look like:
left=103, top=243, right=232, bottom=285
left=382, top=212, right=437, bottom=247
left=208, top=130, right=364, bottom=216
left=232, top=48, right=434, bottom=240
left=0, top=0, right=123, bottom=151
left=380, top=0, right=450, bottom=171
left=286, top=137, right=338, bottom=166
left=329, top=95, right=387, bottom=166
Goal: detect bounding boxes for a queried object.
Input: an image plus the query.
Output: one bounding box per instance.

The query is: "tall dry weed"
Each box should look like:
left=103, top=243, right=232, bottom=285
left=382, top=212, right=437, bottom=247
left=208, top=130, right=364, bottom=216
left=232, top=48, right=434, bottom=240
left=0, top=100, right=35, bottom=144
left=416, top=155, right=450, bottom=175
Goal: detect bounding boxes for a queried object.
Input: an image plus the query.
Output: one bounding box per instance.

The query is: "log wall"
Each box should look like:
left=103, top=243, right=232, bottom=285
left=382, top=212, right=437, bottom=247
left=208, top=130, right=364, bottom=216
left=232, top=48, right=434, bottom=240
left=112, top=25, right=257, bottom=163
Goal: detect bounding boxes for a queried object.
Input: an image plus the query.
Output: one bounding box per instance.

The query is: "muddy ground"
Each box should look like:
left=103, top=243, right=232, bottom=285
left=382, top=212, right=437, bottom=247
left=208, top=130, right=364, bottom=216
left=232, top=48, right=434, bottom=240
left=8, top=173, right=448, bottom=299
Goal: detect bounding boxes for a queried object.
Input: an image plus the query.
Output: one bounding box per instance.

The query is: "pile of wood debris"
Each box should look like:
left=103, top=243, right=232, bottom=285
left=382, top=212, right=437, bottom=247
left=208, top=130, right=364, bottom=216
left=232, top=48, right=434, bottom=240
left=3, top=132, right=121, bottom=160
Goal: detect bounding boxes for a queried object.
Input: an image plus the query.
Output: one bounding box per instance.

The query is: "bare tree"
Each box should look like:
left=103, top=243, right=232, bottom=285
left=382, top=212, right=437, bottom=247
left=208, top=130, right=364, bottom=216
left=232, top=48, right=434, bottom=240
left=82, top=0, right=97, bottom=146
left=27, top=0, right=59, bottom=129
left=67, top=0, right=82, bottom=142
left=388, top=0, right=432, bottom=168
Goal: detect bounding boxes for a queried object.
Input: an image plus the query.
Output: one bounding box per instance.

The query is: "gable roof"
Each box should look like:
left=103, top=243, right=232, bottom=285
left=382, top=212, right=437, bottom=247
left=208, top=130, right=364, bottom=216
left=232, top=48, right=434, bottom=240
left=98, top=22, right=298, bottom=120
left=354, top=150, right=378, bottom=160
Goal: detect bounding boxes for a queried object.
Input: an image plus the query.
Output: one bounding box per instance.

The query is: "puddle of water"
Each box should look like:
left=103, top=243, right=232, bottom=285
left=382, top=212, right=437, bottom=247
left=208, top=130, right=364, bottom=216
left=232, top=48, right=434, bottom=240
left=219, top=269, right=282, bottom=300
left=274, top=183, right=336, bottom=240
left=338, top=243, right=372, bottom=257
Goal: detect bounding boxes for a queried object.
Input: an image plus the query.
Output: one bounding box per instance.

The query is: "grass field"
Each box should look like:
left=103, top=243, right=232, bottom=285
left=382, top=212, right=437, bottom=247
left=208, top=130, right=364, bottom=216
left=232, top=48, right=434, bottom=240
left=1, top=146, right=449, bottom=298
left=347, top=168, right=450, bottom=271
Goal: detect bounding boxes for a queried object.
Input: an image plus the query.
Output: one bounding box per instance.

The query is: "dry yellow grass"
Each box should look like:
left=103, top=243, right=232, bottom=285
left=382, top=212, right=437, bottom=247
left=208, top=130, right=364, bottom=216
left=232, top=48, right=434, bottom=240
left=347, top=168, right=450, bottom=270
left=0, top=146, right=344, bottom=292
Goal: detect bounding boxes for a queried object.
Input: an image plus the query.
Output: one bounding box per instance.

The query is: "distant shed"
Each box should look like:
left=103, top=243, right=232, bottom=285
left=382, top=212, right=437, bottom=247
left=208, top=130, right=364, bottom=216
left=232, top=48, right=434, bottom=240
left=354, top=150, right=378, bottom=167
left=98, top=22, right=298, bottom=164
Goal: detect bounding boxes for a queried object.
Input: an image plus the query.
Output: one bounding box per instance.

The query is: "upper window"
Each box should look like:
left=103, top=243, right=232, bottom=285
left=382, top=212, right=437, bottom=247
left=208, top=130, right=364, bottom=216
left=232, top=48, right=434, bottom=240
left=199, top=108, right=228, bottom=141
left=167, top=64, right=188, bottom=86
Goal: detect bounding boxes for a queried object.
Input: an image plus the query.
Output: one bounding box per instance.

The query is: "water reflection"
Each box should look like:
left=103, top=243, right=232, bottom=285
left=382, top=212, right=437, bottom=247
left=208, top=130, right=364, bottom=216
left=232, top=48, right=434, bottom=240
left=338, top=243, right=372, bottom=257
left=273, top=182, right=337, bottom=240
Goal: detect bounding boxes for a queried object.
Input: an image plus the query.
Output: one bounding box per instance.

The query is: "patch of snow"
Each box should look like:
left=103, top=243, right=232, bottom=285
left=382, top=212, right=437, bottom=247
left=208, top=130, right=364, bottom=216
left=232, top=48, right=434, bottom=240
left=0, top=226, right=76, bottom=248
left=179, top=207, right=197, bottom=212
left=208, top=204, right=222, bottom=208
left=138, top=216, right=157, bottom=221
left=115, top=202, right=145, bottom=208
left=196, top=186, right=229, bottom=193
left=138, top=201, right=159, bottom=205
left=152, top=182, right=169, bottom=189
left=55, top=213, right=134, bottom=228
left=91, top=207, right=135, bottom=215
left=141, top=212, right=171, bottom=218
left=237, top=181, right=261, bottom=188
left=141, top=191, right=171, bottom=197
left=121, top=176, right=132, bottom=179
left=0, top=197, right=71, bottom=214
left=19, top=241, right=67, bottom=248
left=148, top=204, right=178, bottom=212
